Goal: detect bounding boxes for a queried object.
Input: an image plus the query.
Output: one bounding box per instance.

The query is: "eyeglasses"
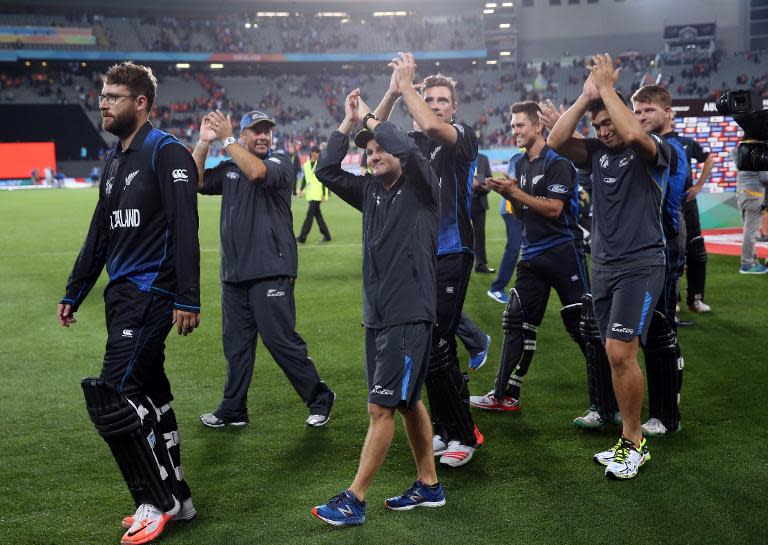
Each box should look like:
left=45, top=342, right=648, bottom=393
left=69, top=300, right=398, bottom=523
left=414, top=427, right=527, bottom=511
left=98, top=94, right=137, bottom=105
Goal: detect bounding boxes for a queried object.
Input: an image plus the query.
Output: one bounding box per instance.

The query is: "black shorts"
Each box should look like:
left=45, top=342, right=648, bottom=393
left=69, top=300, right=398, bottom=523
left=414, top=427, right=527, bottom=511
left=364, top=322, right=432, bottom=408
left=434, top=253, right=473, bottom=343
left=592, top=264, right=665, bottom=345
left=514, top=242, right=590, bottom=326
left=100, top=280, right=175, bottom=405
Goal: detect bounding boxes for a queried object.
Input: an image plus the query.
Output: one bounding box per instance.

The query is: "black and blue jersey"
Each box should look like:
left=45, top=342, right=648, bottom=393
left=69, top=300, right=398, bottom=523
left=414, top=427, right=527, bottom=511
left=661, top=133, right=689, bottom=239
left=62, top=121, right=200, bottom=312
left=411, top=121, right=478, bottom=256
left=513, top=145, right=583, bottom=261
left=671, top=132, right=710, bottom=190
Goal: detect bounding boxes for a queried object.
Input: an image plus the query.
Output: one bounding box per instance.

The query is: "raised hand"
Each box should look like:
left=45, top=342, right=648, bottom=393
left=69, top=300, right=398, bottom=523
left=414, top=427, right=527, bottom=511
left=199, top=114, right=217, bottom=143
left=538, top=99, right=566, bottom=129
left=356, top=94, right=373, bottom=121
left=588, top=53, right=621, bottom=92
left=208, top=109, right=234, bottom=140
left=344, top=88, right=361, bottom=124
left=388, top=52, right=417, bottom=90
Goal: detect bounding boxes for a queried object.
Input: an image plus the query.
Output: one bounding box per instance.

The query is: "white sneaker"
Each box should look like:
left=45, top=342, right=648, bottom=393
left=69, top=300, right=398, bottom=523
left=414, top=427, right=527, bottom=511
left=573, top=409, right=603, bottom=429
left=593, top=436, right=623, bottom=466
left=122, top=497, right=195, bottom=528
left=432, top=434, right=448, bottom=456
left=604, top=437, right=650, bottom=480
left=688, top=300, right=711, bottom=313
left=307, top=391, right=336, bottom=427
left=469, top=391, right=520, bottom=412
left=641, top=417, right=669, bottom=436
left=439, top=440, right=476, bottom=467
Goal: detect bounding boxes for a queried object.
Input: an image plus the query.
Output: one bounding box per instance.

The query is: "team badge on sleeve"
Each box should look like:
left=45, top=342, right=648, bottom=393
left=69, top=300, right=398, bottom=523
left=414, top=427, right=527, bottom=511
left=172, top=169, right=189, bottom=183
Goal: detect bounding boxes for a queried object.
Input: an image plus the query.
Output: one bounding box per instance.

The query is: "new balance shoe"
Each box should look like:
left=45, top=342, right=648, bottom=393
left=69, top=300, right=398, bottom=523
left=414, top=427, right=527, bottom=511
left=469, top=335, right=492, bottom=371
left=739, top=263, right=768, bottom=275
left=121, top=503, right=174, bottom=545
left=469, top=391, right=520, bottom=412
left=688, top=299, right=712, bottom=312
left=311, top=490, right=366, bottom=527
left=487, top=290, right=509, bottom=304
left=432, top=434, right=448, bottom=456
left=122, top=497, right=196, bottom=529
left=307, top=391, right=336, bottom=427
left=439, top=440, right=476, bottom=467
left=385, top=480, right=446, bottom=511
left=605, top=437, right=650, bottom=479
left=199, top=412, right=248, bottom=428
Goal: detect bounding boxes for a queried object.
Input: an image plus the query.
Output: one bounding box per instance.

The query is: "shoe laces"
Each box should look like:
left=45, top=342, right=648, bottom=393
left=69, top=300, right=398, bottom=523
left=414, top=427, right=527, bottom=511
left=327, top=491, right=351, bottom=507
left=612, top=437, right=638, bottom=463
left=399, top=480, right=422, bottom=498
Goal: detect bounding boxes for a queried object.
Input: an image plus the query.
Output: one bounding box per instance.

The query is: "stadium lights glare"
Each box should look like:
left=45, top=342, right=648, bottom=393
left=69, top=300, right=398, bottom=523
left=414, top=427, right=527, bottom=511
left=256, top=11, right=289, bottom=16
left=81, top=62, right=87, bottom=67
left=210, top=63, right=224, bottom=69
left=486, top=2, right=498, bottom=6
left=317, top=12, right=348, bottom=17
left=24, top=61, right=31, bottom=66
left=244, top=23, right=251, bottom=28
left=486, top=60, right=497, bottom=64
left=472, top=60, right=477, bottom=64
left=483, top=9, right=495, bottom=14
left=499, top=23, right=511, bottom=28
left=341, top=18, right=351, bottom=23
left=41, top=61, right=47, bottom=67
left=500, top=51, right=511, bottom=56
left=176, top=63, right=191, bottom=69
left=502, top=2, right=514, bottom=6
left=373, top=11, right=407, bottom=16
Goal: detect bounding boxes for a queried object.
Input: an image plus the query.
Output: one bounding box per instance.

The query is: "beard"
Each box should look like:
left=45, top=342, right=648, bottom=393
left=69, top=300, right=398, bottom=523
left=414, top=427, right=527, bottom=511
left=102, top=109, right=138, bottom=138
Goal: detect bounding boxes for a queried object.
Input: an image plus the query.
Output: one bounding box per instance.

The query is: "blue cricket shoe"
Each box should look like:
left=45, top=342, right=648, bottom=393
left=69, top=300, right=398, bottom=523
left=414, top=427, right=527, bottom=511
left=384, top=480, right=446, bottom=511
left=469, top=335, right=491, bottom=371
left=487, top=289, right=509, bottom=304
left=311, top=490, right=366, bottom=526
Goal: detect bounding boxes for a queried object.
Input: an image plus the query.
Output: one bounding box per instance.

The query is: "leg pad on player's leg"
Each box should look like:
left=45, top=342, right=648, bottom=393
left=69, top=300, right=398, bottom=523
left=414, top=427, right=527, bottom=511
left=579, top=295, right=618, bottom=421
left=81, top=378, right=177, bottom=512
left=493, top=289, right=537, bottom=400
left=643, top=311, right=682, bottom=432
left=426, top=339, right=476, bottom=446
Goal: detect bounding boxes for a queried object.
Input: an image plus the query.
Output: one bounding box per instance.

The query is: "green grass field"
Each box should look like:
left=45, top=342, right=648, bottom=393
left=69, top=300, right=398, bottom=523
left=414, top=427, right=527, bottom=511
left=1, top=188, right=766, bottom=545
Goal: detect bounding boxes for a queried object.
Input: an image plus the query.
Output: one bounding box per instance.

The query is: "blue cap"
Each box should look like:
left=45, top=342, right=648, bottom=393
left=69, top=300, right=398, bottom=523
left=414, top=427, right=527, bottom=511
left=239, top=110, right=276, bottom=132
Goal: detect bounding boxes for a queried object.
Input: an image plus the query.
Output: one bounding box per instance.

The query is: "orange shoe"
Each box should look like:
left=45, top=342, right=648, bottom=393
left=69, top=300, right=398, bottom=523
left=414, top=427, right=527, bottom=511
left=120, top=504, right=173, bottom=545
left=122, top=498, right=196, bottom=528
left=473, top=425, right=485, bottom=448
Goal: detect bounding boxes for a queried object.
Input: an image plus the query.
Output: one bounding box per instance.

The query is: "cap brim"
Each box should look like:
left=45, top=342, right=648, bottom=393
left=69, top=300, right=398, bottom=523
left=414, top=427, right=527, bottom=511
left=243, top=119, right=276, bottom=130
left=353, top=129, right=374, bottom=149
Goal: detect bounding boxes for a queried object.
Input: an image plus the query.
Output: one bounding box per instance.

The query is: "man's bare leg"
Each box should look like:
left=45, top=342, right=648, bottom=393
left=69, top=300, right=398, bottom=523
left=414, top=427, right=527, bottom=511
left=348, top=404, right=396, bottom=500
left=606, top=337, right=644, bottom=446
left=398, top=400, right=438, bottom=485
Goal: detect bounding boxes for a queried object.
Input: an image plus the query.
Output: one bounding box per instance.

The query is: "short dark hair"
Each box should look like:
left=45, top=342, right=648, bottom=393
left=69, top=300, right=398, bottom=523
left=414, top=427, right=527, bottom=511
left=101, top=62, right=157, bottom=110
left=587, top=90, right=627, bottom=118
left=310, top=145, right=321, bottom=154
left=509, top=100, right=542, bottom=125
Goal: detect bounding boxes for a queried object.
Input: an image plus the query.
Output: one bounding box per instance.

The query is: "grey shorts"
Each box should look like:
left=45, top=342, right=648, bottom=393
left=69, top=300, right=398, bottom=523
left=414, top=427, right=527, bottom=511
left=364, top=322, right=432, bottom=408
left=592, top=265, right=665, bottom=345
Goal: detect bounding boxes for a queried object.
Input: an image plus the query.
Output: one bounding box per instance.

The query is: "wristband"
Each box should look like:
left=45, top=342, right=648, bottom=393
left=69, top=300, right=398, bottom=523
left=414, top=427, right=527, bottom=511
left=362, top=113, right=378, bottom=131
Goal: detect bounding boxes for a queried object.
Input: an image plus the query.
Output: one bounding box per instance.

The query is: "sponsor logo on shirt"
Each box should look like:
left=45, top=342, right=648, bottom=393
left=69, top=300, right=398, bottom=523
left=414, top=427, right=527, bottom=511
left=548, top=184, right=569, bottom=194
left=172, top=169, right=189, bottom=183
left=602, top=177, right=617, bottom=185
left=267, top=157, right=281, bottom=164
left=105, top=176, right=114, bottom=196
left=124, top=169, right=140, bottom=190
left=619, top=155, right=634, bottom=168
left=371, top=384, right=395, bottom=396
left=570, top=274, right=579, bottom=282
left=532, top=174, right=544, bottom=187
left=266, top=288, right=285, bottom=297
left=122, top=329, right=134, bottom=338
left=600, top=154, right=609, bottom=169
left=110, top=209, right=141, bottom=229
left=611, top=323, right=634, bottom=335
left=445, top=286, right=455, bottom=294
left=226, top=171, right=240, bottom=180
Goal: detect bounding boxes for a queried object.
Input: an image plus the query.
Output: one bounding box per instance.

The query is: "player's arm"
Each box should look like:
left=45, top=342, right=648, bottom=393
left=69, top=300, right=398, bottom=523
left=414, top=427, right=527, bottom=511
left=208, top=109, right=268, bottom=183
left=373, top=68, right=402, bottom=121
left=687, top=142, right=713, bottom=201
left=58, top=196, right=109, bottom=326
left=315, top=89, right=366, bottom=211
left=547, top=96, right=592, bottom=168
left=192, top=114, right=216, bottom=191
left=391, top=52, right=458, bottom=146
left=157, top=142, right=201, bottom=336
left=486, top=174, right=564, bottom=219
left=539, top=99, right=584, bottom=139
left=589, top=53, right=657, bottom=162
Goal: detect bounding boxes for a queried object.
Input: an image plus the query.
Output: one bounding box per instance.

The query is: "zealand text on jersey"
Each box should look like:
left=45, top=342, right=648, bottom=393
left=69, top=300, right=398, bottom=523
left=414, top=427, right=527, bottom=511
left=110, top=209, right=141, bottom=229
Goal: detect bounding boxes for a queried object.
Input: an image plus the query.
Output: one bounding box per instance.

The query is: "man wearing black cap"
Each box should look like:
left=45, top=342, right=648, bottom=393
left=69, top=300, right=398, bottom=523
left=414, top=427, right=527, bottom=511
left=192, top=109, right=335, bottom=429
left=297, top=145, right=331, bottom=243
